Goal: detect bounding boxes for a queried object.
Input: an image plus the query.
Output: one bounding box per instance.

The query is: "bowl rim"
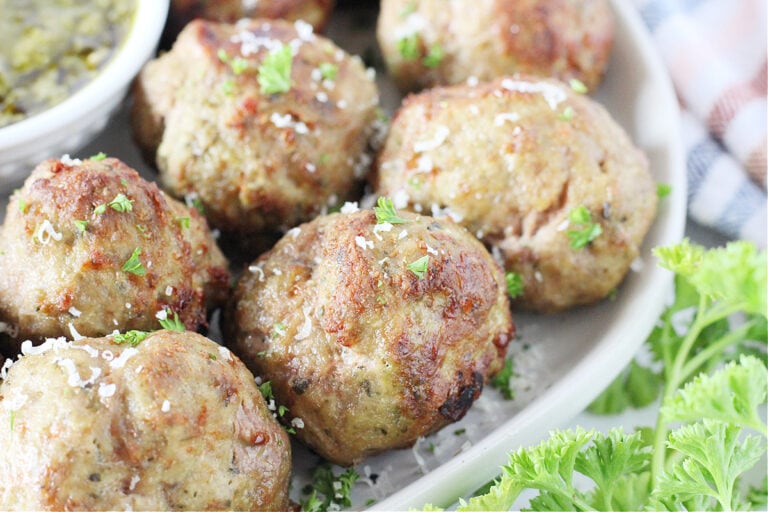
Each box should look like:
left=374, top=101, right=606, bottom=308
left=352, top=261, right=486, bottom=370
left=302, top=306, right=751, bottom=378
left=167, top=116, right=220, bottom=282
left=0, top=0, right=169, bottom=151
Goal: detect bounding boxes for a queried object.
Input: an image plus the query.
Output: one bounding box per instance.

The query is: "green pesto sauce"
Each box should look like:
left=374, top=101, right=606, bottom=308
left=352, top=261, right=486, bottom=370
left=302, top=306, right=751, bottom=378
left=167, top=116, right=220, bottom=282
left=0, top=0, right=135, bottom=128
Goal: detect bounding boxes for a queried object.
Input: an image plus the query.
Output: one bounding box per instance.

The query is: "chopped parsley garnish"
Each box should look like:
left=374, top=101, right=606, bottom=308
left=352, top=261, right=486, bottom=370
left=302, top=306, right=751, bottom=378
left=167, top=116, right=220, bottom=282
left=93, top=203, right=107, bottom=215
left=490, top=358, right=516, bottom=400
left=505, top=271, right=524, bottom=298
left=566, top=205, right=603, bottom=249
left=18, top=197, right=27, bottom=213
left=272, top=322, right=286, bottom=337
left=217, top=48, right=248, bottom=75
left=90, top=152, right=107, bottom=161
left=407, top=255, right=430, bottom=279
left=422, top=43, right=444, bottom=68
left=454, top=428, right=467, bottom=436
left=657, top=183, right=672, bottom=199
left=559, top=105, right=575, bottom=121
left=121, top=247, right=146, bottom=276
left=112, top=330, right=149, bottom=346
left=319, top=62, right=338, bottom=81
left=176, top=217, right=190, bottom=229
left=258, top=44, right=293, bottom=95
left=221, top=78, right=235, bottom=95
left=300, top=463, right=360, bottom=511
left=107, top=193, right=133, bottom=213
left=208, top=352, right=217, bottom=360
left=374, top=197, right=410, bottom=224
left=397, top=34, right=421, bottom=60
left=569, top=78, right=588, bottom=94
left=259, top=380, right=274, bottom=401
left=74, top=220, right=88, bottom=232
left=158, top=308, right=185, bottom=332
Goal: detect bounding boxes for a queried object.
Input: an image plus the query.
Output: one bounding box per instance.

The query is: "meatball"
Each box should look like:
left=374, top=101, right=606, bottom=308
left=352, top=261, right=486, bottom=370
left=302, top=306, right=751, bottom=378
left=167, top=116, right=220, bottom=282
left=227, top=206, right=513, bottom=466
left=132, top=18, right=380, bottom=234
left=373, top=76, right=657, bottom=312
left=377, top=0, right=614, bottom=92
left=0, top=331, right=291, bottom=511
left=0, top=156, right=230, bottom=352
left=167, top=0, right=335, bottom=39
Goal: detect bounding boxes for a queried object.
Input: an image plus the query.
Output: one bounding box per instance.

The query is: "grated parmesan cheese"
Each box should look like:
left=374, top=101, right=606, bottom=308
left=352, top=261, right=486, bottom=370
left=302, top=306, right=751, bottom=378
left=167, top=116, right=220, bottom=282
left=35, top=219, right=63, bottom=245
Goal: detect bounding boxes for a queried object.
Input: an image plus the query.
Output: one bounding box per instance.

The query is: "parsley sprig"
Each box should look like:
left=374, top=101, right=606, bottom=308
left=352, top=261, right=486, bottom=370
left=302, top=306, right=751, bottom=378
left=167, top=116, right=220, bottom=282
left=428, top=240, right=767, bottom=512
left=407, top=255, right=429, bottom=279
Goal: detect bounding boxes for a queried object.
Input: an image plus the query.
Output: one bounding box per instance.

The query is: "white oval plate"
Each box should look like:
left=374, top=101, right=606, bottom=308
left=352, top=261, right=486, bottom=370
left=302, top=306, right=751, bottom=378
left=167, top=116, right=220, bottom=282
left=5, top=0, right=685, bottom=509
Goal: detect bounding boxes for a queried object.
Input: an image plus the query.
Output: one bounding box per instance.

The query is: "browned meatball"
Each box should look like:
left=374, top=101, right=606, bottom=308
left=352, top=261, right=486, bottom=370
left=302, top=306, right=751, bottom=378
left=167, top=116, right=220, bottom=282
left=168, top=0, right=335, bottom=38
left=373, top=76, right=657, bottom=312
left=0, top=330, right=291, bottom=511
left=132, top=18, right=380, bottom=234
left=0, top=156, right=230, bottom=352
left=377, top=0, right=614, bottom=92
left=227, top=206, right=513, bottom=466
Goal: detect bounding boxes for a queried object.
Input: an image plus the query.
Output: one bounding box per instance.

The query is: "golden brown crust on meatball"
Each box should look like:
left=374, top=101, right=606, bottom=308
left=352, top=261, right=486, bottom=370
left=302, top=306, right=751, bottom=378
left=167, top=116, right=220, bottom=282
left=0, top=331, right=291, bottom=511
left=377, top=0, right=613, bottom=92
left=168, top=0, right=335, bottom=38
left=373, top=76, right=657, bottom=312
left=226, top=209, right=513, bottom=466
left=0, top=157, right=230, bottom=351
left=132, top=18, right=380, bottom=234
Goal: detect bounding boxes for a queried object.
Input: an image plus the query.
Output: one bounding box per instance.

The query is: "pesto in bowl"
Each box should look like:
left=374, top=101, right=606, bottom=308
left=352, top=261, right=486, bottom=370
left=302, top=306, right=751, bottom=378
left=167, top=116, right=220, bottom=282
left=0, top=0, right=136, bottom=128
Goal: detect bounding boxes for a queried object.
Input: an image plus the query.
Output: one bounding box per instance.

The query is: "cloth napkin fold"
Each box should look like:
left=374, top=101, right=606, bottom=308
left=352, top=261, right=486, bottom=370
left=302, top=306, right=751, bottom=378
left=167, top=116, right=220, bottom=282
left=632, top=0, right=767, bottom=246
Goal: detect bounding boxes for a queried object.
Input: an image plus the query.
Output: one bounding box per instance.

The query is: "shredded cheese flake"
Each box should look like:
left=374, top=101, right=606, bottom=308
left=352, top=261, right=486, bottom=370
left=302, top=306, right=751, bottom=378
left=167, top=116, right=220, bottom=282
left=413, top=125, right=450, bottom=153
left=36, top=219, right=63, bottom=244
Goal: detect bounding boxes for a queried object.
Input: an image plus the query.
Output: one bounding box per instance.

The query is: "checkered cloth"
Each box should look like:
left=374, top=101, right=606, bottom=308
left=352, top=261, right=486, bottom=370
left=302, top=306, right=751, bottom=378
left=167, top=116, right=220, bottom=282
left=632, top=0, right=767, bottom=246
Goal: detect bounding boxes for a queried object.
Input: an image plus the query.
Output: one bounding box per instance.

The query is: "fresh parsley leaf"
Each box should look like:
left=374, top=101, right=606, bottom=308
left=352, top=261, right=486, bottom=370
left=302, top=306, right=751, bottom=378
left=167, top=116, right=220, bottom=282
left=663, top=355, right=767, bottom=433
left=374, top=197, right=410, bottom=224
left=18, top=197, right=27, bottom=213
left=657, top=183, right=672, bottom=199
left=111, top=330, right=149, bottom=346
left=422, top=44, right=444, bottom=68
left=559, top=105, right=575, bottom=121
left=90, top=152, right=107, bottom=161
left=319, top=62, right=338, bottom=81
left=567, top=205, right=602, bottom=249
left=93, top=203, right=107, bottom=215
left=121, top=247, right=146, bottom=276
left=490, top=357, right=515, bottom=399
left=588, top=360, right=662, bottom=415
left=505, top=271, right=523, bottom=298
left=158, top=308, right=185, bottom=332
left=653, top=420, right=764, bottom=511
left=176, top=217, right=190, bottom=229
left=258, top=44, right=293, bottom=95
left=407, top=255, right=429, bottom=279
left=397, top=34, right=421, bottom=60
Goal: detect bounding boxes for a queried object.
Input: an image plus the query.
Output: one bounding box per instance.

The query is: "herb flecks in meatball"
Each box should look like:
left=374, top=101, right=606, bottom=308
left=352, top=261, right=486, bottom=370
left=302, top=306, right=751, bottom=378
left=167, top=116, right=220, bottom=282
left=374, top=76, right=657, bottom=312
left=378, top=0, right=614, bottom=92
left=0, top=331, right=291, bottom=510
left=227, top=206, right=514, bottom=466
left=0, top=156, right=230, bottom=351
left=133, top=18, right=381, bottom=234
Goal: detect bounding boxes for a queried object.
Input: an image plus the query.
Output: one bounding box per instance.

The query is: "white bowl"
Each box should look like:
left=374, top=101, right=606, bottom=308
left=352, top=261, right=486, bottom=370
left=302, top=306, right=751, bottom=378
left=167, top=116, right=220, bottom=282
left=0, top=0, right=169, bottom=188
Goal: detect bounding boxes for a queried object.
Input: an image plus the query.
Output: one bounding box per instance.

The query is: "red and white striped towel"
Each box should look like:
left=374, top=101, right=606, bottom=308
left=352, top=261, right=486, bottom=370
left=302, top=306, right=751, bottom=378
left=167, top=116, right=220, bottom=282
left=632, top=0, right=766, bottom=245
